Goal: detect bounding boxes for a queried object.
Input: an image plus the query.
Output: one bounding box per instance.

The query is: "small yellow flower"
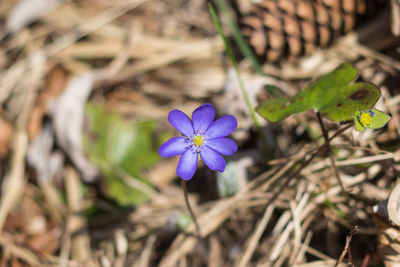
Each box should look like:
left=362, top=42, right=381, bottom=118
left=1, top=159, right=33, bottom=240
left=359, top=110, right=375, bottom=126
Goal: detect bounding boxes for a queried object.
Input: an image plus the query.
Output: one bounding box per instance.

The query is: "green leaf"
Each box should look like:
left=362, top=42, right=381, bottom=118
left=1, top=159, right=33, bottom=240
left=84, top=104, right=160, bottom=206
left=367, top=109, right=391, bottom=129
left=256, top=63, right=381, bottom=123
left=352, top=109, right=391, bottom=132
left=317, top=82, right=380, bottom=122
left=255, top=93, right=309, bottom=123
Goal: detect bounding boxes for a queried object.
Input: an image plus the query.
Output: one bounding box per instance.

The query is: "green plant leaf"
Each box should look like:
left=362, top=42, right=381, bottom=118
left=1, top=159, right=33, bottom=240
left=352, top=109, right=391, bottom=132
left=256, top=63, right=381, bottom=123
left=84, top=104, right=160, bottom=206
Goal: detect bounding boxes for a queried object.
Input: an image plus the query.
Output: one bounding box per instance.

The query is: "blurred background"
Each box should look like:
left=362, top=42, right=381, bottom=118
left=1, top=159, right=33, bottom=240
left=0, top=0, right=400, bottom=266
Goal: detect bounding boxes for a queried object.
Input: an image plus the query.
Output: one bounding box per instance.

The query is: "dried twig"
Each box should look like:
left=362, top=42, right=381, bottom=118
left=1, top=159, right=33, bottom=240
left=335, top=226, right=359, bottom=267
left=391, top=0, right=400, bottom=36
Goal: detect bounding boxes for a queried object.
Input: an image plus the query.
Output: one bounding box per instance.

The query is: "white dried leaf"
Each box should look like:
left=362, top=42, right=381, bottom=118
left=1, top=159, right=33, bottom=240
left=388, top=182, right=400, bottom=226
left=26, top=123, right=64, bottom=185
left=50, top=72, right=99, bottom=182
left=216, top=150, right=261, bottom=198
left=6, top=0, right=63, bottom=33
left=373, top=185, right=400, bottom=266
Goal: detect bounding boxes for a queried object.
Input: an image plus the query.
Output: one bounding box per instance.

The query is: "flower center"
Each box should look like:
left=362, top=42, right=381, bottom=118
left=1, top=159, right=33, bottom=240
left=359, top=110, right=375, bottom=126
left=192, top=135, right=204, bottom=147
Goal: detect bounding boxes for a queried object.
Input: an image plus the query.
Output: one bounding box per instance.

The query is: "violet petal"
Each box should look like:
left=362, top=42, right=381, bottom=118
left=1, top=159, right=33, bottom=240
left=168, top=109, right=194, bottom=137
left=159, top=137, right=189, bottom=157
left=205, top=138, right=237, bottom=156
left=192, top=103, right=215, bottom=133
left=176, top=149, right=198, bottom=180
left=200, top=147, right=226, bottom=172
left=206, top=115, right=237, bottom=139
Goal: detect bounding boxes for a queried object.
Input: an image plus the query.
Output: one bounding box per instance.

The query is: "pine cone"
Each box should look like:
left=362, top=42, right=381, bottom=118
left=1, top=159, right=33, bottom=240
left=239, top=0, right=379, bottom=63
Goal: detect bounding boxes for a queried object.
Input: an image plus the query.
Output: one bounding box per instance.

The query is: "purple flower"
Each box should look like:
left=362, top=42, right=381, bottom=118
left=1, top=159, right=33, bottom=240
left=159, top=103, right=238, bottom=180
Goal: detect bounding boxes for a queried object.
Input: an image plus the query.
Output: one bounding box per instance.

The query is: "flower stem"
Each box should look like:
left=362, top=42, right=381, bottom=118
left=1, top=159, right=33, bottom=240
left=212, top=0, right=280, bottom=98
left=209, top=3, right=272, bottom=159
left=181, top=180, right=201, bottom=237
left=316, top=112, right=346, bottom=193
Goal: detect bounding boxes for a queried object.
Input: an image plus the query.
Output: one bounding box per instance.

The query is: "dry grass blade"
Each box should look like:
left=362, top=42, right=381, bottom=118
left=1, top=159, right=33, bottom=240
left=295, top=231, right=313, bottom=264
left=388, top=182, right=400, bottom=226
left=0, top=235, right=42, bottom=266
left=65, top=166, right=94, bottom=266
left=0, top=130, right=28, bottom=232
left=114, top=229, right=128, bottom=267
left=350, top=42, right=400, bottom=71
left=336, top=153, right=395, bottom=166
left=381, top=87, right=400, bottom=136
left=0, top=0, right=146, bottom=103
left=159, top=196, right=245, bottom=266
left=289, top=200, right=302, bottom=265
left=391, top=0, right=400, bottom=36
left=158, top=168, right=279, bottom=267
left=237, top=205, right=275, bottom=267
left=296, top=260, right=338, bottom=267
left=134, top=234, right=156, bottom=267
left=269, top=184, right=314, bottom=262
left=112, top=37, right=223, bottom=80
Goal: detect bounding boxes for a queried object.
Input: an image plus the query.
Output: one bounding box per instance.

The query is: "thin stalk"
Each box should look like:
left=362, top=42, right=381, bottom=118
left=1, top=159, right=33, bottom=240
left=209, top=4, right=272, bottom=158
left=316, top=112, right=346, bottom=192
left=213, top=0, right=280, bottom=99
left=181, top=180, right=201, bottom=237
left=213, top=0, right=263, bottom=76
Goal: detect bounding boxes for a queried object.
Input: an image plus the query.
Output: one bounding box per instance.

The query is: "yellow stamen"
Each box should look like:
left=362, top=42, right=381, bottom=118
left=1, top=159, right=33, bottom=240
left=359, top=112, right=373, bottom=126
left=192, top=135, right=204, bottom=146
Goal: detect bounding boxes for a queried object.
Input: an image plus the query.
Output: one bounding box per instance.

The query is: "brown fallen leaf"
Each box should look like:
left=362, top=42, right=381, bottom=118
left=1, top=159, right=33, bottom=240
left=0, top=113, right=13, bottom=158
left=10, top=257, right=24, bottom=267
left=28, top=65, right=69, bottom=139
left=3, top=212, right=27, bottom=231
left=146, top=157, right=179, bottom=186
left=26, top=229, right=60, bottom=254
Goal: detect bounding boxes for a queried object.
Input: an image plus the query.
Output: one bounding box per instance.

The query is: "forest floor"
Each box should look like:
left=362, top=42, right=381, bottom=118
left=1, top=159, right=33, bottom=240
left=0, top=0, right=400, bottom=266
